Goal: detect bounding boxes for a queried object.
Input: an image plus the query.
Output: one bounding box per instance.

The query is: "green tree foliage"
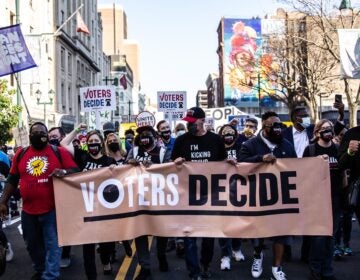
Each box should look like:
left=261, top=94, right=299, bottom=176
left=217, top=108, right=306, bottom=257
left=0, top=79, right=21, bottom=145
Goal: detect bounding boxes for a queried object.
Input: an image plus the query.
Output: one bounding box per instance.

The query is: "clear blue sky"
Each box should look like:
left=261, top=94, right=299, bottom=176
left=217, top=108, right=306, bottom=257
left=97, top=0, right=285, bottom=106
left=97, top=0, right=355, bottom=107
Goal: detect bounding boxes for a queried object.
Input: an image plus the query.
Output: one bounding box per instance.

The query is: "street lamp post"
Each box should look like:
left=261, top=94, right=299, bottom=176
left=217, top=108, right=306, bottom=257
left=319, top=93, right=323, bottom=120
left=258, top=72, right=262, bottom=117
left=36, top=89, right=55, bottom=126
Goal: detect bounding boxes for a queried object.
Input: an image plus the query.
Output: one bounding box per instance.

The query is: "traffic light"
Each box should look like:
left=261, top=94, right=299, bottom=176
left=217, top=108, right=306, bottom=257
left=113, top=77, right=118, bottom=86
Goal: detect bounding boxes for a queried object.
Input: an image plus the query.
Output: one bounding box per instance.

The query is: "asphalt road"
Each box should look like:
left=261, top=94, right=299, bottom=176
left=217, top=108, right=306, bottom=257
left=1, top=215, right=360, bottom=280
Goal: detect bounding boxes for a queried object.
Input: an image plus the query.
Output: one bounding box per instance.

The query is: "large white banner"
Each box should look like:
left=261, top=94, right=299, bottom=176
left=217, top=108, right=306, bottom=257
left=54, top=158, right=332, bottom=246
left=338, top=29, right=360, bottom=79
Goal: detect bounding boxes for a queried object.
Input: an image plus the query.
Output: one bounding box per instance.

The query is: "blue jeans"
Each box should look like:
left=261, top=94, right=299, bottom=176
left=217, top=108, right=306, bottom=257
left=22, top=210, right=61, bottom=280
left=184, top=237, right=214, bottom=277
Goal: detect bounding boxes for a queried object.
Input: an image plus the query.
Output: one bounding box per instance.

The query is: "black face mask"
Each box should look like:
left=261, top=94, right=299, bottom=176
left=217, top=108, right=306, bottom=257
left=108, top=142, right=120, bottom=152
left=319, top=129, right=334, bottom=142
left=49, top=139, right=60, bottom=146
left=140, top=136, right=154, bottom=148
left=160, top=130, right=171, bottom=140
left=187, top=123, right=198, bottom=135
left=268, top=127, right=283, bottom=144
left=223, top=134, right=235, bottom=144
left=88, top=143, right=102, bottom=156
left=30, top=133, right=48, bottom=150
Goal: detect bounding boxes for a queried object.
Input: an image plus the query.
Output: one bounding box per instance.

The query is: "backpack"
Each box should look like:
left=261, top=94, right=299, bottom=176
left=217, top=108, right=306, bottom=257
left=15, top=145, right=62, bottom=165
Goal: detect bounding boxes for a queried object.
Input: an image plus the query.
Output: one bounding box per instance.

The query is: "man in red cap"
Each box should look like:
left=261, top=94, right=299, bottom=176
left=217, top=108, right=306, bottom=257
left=171, top=107, right=227, bottom=280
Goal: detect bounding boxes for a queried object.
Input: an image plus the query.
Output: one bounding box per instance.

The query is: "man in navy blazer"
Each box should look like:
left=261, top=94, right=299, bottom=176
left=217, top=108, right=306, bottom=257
left=282, top=106, right=314, bottom=158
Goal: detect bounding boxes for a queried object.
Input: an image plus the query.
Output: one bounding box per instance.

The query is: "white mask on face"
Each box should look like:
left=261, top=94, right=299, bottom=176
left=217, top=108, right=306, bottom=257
left=300, top=117, right=311, bottom=129
left=176, top=130, right=186, bottom=137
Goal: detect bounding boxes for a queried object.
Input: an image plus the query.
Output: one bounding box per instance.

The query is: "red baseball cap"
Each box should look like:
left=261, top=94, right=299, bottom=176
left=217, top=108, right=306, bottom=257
left=182, top=107, right=206, bottom=123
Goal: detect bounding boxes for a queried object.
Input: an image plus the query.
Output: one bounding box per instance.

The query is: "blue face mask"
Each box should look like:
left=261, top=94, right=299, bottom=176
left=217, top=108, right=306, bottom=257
left=300, top=117, right=311, bottom=129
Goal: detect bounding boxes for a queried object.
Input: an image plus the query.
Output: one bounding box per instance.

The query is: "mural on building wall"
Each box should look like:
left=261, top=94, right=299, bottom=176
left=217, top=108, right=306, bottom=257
left=223, top=18, right=284, bottom=108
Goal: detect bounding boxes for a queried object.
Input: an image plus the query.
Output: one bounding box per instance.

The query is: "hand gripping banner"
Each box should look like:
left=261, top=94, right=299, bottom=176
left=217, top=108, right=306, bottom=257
left=54, top=158, right=332, bottom=246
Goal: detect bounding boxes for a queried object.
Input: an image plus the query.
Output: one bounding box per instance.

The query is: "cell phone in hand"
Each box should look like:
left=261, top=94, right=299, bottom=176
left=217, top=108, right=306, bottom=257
left=335, top=94, right=342, bottom=103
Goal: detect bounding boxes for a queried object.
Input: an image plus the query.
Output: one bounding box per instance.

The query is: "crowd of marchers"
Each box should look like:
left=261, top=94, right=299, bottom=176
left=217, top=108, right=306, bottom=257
left=0, top=99, right=359, bottom=280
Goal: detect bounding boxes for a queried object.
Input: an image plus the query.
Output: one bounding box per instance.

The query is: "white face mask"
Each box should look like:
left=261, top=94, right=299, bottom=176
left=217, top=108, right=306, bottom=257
left=176, top=130, right=186, bottom=137
left=300, top=117, right=311, bottom=129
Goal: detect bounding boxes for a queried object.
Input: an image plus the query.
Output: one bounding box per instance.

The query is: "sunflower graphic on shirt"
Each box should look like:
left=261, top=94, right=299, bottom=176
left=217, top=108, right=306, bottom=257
left=26, top=156, right=49, bottom=177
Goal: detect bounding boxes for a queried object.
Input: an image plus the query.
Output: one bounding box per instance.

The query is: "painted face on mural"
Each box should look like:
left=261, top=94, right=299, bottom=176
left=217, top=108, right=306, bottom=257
left=235, top=51, right=253, bottom=67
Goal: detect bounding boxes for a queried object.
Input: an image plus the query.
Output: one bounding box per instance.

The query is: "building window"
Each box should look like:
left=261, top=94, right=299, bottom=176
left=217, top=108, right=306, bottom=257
left=10, top=13, right=14, bottom=25
left=60, top=47, right=65, bottom=70
left=68, top=85, right=71, bottom=112
left=81, top=63, right=84, bottom=80
left=120, top=106, right=124, bottom=115
left=119, top=92, right=124, bottom=102
left=68, top=53, right=72, bottom=74
left=61, top=10, right=64, bottom=24
left=61, top=83, right=65, bottom=111
left=10, top=74, right=14, bottom=87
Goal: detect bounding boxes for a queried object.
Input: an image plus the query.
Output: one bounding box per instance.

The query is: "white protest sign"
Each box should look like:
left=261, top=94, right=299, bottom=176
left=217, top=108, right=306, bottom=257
left=157, top=91, right=187, bottom=112
left=136, top=111, right=156, bottom=128
left=203, top=106, right=247, bottom=132
left=228, top=115, right=252, bottom=132
left=164, top=111, right=185, bottom=121
left=205, top=117, right=215, bottom=131
left=80, top=86, right=116, bottom=113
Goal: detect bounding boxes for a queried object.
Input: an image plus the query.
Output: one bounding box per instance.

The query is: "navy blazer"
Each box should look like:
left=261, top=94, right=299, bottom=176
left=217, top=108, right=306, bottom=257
left=239, top=134, right=297, bottom=163
left=282, top=125, right=314, bottom=147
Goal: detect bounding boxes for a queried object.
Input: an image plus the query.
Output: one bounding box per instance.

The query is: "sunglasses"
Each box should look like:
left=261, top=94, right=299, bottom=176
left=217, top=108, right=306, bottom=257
left=264, top=122, right=282, bottom=129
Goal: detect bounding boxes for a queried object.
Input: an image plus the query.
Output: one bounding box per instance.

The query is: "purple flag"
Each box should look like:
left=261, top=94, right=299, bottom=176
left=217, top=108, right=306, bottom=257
left=0, top=24, right=37, bottom=77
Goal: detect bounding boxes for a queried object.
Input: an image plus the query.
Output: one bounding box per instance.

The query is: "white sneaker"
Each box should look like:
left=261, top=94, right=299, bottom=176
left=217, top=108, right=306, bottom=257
left=5, top=243, right=14, bottom=262
left=251, top=252, right=263, bottom=278
left=60, top=257, right=71, bottom=268
left=220, top=256, right=231, bottom=271
left=232, top=249, right=245, bottom=261
left=271, top=266, right=287, bottom=280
